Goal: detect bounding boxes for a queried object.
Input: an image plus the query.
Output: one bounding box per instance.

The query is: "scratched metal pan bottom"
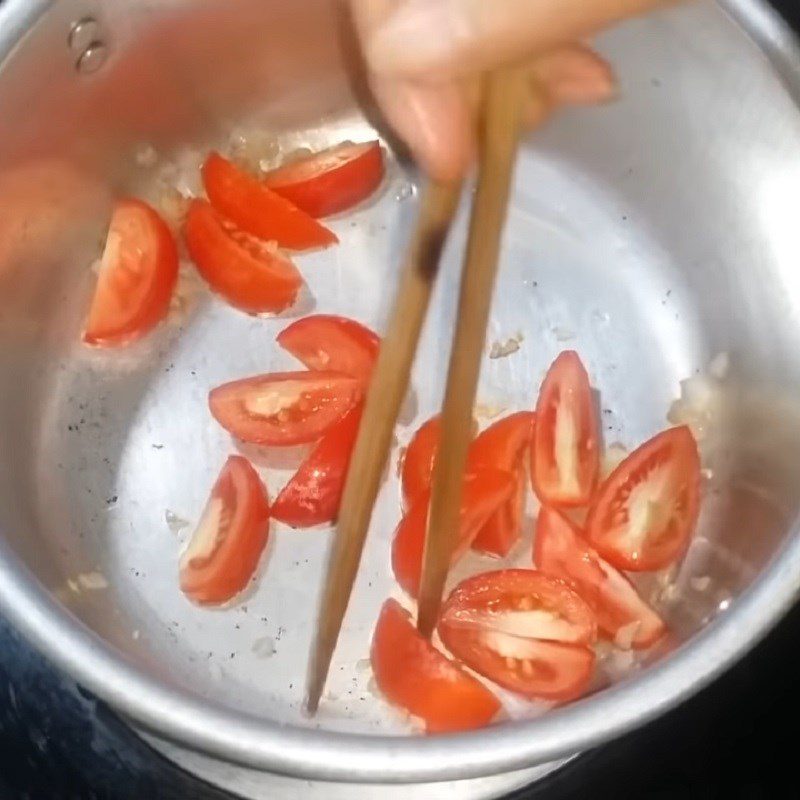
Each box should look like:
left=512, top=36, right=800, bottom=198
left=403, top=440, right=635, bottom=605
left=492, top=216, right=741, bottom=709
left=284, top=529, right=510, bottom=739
left=2, top=0, right=800, bottom=787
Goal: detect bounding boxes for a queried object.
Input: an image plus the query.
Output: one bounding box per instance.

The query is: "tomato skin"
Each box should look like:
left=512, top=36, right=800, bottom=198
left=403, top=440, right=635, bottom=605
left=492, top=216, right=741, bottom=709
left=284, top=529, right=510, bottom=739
left=400, top=416, right=442, bottom=509
left=586, top=426, right=701, bottom=572
left=209, top=370, right=362, bottom=446
left=535, top=506, right=665, bottom=648
left=468, top=412, right=536, bottom=557
left=263, top=141, right=385, bottom=218
left=532, top=351, right=600, bottom=508
left=84, top=198, right=179, bottom=347
left=391, top=469, right=515, bottom=598
left=202, top=153, right=337, bottom=250
left=370, top=599, right=500, bottom=734
left=277, top=315, right=380, bottom=383
left=271, top=403, right=363, bottom=528
left=439, top=570, right=596, bottom=703
left=180, top=456, right=270, bottom=605
left=184, top=200, right=303, bottom=314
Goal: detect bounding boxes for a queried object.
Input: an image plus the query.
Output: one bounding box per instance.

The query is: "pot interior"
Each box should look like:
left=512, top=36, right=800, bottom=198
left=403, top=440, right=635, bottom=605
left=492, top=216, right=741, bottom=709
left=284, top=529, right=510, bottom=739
left=2, top=0, right=800, bottom=744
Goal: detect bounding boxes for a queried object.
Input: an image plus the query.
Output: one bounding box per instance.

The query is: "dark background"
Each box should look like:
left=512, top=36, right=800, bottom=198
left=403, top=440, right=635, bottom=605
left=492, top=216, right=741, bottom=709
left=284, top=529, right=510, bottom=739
left=2, top=1, right=800, bottom=798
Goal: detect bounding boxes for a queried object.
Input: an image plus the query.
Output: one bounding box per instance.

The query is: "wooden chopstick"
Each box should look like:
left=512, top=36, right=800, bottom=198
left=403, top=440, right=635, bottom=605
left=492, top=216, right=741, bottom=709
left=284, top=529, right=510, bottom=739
left=416, top=67, right=529, bottom=638
left=305, top=178, right=463, bottom=714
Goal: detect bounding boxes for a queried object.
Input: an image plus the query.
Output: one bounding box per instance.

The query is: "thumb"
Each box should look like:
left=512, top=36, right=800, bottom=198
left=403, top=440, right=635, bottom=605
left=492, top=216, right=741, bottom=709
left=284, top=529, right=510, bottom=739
left=365, top=0, right=668, bottom=79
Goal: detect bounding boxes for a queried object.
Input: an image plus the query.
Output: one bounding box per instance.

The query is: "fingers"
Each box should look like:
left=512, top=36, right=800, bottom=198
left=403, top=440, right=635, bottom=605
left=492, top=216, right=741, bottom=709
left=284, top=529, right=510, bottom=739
left=370, top=77, right=475, bottom=181
left=531, top=44, right=617, bottom=107
left=372, top=45, right=617, bottom=180
left=364, top=0, right=668, bottom=80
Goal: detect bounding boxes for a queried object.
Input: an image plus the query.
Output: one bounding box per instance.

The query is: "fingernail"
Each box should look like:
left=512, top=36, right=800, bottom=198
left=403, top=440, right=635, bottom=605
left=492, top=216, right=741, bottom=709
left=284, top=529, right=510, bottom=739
left=366, top=1, right=471, bottom=76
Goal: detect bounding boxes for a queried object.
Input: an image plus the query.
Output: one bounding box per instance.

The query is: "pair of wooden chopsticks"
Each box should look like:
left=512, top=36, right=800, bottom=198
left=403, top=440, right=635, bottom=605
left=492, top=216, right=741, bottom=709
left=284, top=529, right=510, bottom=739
left=306, top=67, right=530, bottom=713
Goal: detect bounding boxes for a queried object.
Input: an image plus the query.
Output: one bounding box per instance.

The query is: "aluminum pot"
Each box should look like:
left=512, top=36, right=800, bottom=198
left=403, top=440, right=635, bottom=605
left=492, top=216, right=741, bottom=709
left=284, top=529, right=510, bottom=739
left=2, top=0, right=800, bottom=793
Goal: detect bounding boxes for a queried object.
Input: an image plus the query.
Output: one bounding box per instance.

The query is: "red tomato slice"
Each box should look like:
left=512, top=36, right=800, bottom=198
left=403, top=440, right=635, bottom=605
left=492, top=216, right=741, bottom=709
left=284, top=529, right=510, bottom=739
left=391, top=468, right=514, bottom=598
left=532, top=351, right=600, bottom=507
left=263, top=141, right=385, bottom=218
left=439, top=570, right=596, bottom=703
left=534, top=506, right=665, bottom=648
left=271, top=403, right=363, bottom=528
left=83, top=198, right=179, bottom=347
left=277, top=315, right=380, bottom=382
left=468, top=412, right=536, bottom=557
left=371, top=599, right=500, bottom=734
left=400, top=416, right=442, bottom=509
left=586, top=426, right=701, bottom=572
left=209, top=371, right=362, bottom=446
left=202, top=153, right=337, bottom=251
left=184, top=200, right=303, bottom=314
left=180, top=456, right=270, bottom=605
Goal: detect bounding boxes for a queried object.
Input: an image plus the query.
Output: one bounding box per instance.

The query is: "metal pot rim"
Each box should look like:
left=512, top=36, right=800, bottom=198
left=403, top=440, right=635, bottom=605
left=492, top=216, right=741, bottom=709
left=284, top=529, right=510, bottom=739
left=1, top=0, right=800, bottom=784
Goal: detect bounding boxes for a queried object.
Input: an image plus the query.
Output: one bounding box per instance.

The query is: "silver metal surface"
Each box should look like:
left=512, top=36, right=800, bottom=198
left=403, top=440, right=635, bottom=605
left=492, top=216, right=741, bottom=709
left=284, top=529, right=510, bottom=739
left=1, top=0, right=800, bottom=788
left=142, top=732, right=571, bottom=800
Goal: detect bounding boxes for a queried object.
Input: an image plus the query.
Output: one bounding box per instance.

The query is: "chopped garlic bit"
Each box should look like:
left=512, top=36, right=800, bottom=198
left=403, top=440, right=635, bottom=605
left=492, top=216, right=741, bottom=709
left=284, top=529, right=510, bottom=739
left=165, top=510, right=190, bottom=535
left=135, top=144, right=159, bottom=168
left=690, top=575, right=711, bottom=592
left=229, top=131, right=281, bottom=173
left=602, top=442, right=628, bottom=477
left=552, top=326, right=576, bottom=342
left=67, top=579, right=80, bottom=594
left=488, top=335, right=522, bottom=360
left=355, top=657, right=372, bottom=673
left=77, top=571, right=109, bottom=591
left=613, top=621, right=642, bottom=650
left=475, top=402, right=509, bottom=421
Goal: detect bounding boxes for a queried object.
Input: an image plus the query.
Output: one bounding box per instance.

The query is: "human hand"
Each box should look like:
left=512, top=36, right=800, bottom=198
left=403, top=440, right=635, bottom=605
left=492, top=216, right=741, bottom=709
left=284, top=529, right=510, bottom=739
left=351, top=0, right=671, bottom=180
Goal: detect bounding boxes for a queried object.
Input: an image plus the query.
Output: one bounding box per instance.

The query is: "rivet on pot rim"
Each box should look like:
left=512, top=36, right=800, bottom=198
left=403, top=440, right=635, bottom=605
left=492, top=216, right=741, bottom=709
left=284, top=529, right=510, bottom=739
left=68, top=17, right=100, bottom=52
left=76, top=42, right=108, bottom=75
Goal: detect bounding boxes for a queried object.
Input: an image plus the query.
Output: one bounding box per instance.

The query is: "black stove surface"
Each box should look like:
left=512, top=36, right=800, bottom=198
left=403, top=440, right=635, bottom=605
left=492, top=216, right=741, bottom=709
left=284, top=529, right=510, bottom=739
left=2, top=2, right=800, bottom=798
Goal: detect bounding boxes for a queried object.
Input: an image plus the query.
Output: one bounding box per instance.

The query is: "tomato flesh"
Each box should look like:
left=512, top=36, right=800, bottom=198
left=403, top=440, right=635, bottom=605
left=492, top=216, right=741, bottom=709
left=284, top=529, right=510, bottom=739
left=209, top=370, right=362, bottom=446
left=468, top=412, right=536, bottom=557
left=180, top=456, right=270, bottom=605
left=277, top=315, right=380, bottom=383
left=371, top=599, right=500, bottom=733
left=84, top=198, right=179, bottom=347
left=586, top=426, right=701, bottom=571
left=271, top=403, right=363, bottom=528
left=202, top=152, right=337, bottom=251
left=532, top=351, right=600, bottom=507
left=400, top=416, right=442, bottom=509
left=184, top=200, right=303, bottom=314
left=264, top=141, right=385, bottom=218
left=439, top=570, right=596, bottom=702
left=392, top=468, right=514, bottom=598
left=535, top=505, right=665, bottom=648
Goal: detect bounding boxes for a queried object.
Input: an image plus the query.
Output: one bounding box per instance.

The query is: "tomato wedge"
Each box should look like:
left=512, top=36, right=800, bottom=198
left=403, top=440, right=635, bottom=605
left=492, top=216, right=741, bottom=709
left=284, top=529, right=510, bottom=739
left=83, top=198, right=179, bottom=347
left=209, top=371, right=362, bottom=446
left=532, top=351, right=600, bottom=507
left=535, top=506, right=665, bottom=648
left=391, top=468, right=514, bottom=598
left=371, top=599, right=500, bottom=734
left=468, top=412, right=536, bottom=557
left=439, top=570, right=596, bottom=703
left=202, top=153, right=337, bottom=251
left=400, top=416, right=442, bottom=509
left=180, top=456, right=270, bottom=605
left=271, top=403, right=363, bottom=528
left=586, top=426, right=701, bottom=572
left=277, top=315, right=380, bottom=383
left=263, top=141, right=385, bottom=218
left=184, top=200, right=303, bottom=314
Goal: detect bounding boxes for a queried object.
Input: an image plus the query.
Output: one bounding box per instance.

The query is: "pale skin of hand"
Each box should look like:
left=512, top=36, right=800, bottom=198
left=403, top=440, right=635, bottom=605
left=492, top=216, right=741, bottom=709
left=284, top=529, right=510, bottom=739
left=350, top=0, right=671, bottom=180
